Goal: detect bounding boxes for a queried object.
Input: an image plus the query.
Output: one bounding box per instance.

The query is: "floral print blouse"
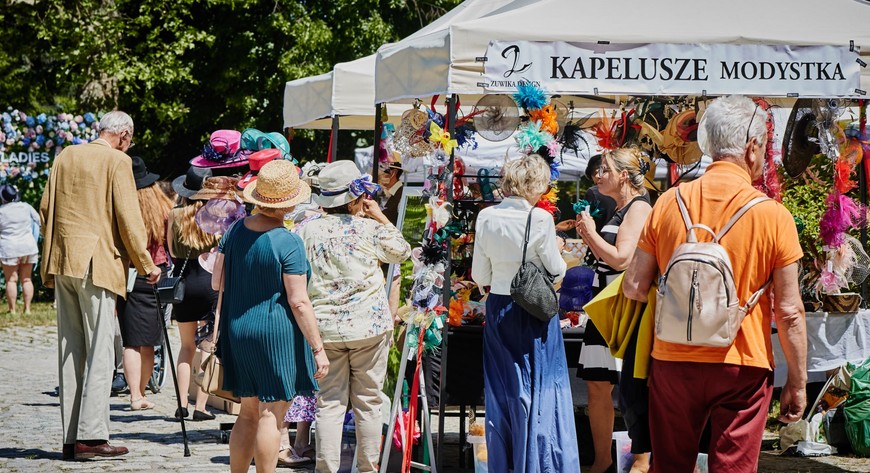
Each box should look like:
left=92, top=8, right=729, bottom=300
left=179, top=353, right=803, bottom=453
left=298, top=214, right=411, bottom=343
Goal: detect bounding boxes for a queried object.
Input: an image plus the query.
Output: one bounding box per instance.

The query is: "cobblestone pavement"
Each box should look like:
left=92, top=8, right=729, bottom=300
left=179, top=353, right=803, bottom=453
left=0, top=324, right=313, bottom=473
left=2, top=324, right=870, bottom=472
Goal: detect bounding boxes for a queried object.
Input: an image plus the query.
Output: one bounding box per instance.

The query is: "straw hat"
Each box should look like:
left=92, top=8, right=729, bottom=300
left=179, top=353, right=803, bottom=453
left=660, top=110, right=703, bottom=165
left=191, top=176, right=240, bottom=201
left=241, top=160, right=310, bottom=208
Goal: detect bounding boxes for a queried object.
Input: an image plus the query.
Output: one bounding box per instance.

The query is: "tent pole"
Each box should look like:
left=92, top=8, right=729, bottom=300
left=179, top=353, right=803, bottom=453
left=372, top=104, right=383, bottom=179
left=436, top=94, right=457, bottom=472
left=860, top=154, right=868, bottom=308
left=329, top=115, right=340, bottom=163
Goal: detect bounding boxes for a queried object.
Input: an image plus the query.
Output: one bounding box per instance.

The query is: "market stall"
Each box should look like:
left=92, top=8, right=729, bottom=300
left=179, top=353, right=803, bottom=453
left=367, top=1, right=870, bottom=469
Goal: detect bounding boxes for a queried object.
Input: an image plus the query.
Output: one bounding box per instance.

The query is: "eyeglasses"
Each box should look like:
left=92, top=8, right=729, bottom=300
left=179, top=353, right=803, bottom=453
left=745, top=104, right=760, bottom=145
left=596, top=166, right=611, bottom=177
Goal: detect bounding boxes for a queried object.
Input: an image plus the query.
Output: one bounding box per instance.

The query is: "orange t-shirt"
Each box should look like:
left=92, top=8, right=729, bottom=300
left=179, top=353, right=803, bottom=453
left=638, top=161, right=803, bottom=370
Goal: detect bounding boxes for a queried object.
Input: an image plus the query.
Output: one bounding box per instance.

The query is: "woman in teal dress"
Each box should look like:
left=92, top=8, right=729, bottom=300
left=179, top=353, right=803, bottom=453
left=210, top=160, right=329, bottom=473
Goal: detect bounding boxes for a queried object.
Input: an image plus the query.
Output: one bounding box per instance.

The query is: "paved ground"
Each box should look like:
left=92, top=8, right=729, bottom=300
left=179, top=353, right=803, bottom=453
left=1, top=324, right=869, bottom=472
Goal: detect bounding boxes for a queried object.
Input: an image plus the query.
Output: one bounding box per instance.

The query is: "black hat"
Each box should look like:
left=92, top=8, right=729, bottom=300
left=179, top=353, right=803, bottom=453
left=0, top=184, right=19, bottom=204
left=172, top=166, right=213, bottom=198
left=132, top=156, right=160, bottom=190
left=585, top=154, right=604, bottom=181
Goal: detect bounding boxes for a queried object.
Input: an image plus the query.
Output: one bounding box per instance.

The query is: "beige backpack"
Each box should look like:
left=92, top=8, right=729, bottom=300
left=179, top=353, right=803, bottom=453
left=655, top=188, right=771, bottom=347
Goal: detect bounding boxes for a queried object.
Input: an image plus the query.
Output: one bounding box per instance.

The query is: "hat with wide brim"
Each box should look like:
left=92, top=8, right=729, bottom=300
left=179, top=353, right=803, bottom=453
left=314, top=161, right=371, bottom=208
left=191, top=176, right=240, bottom=201
left=781, top=99, right=820, bottom=178
left=131, top=156, right=160, bottom=190
left=237, top=149, right=281, bottom=190
left=172, top=167, right=213, bottom=198
left=242, top=159, right=310, bottom=209
left=660, top=110, right=702, bottom=165
left=190, top=130, right=252, bottom=169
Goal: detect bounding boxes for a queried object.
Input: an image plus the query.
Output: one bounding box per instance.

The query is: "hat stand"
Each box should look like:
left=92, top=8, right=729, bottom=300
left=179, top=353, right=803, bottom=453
left=153, top=288, right=191, bottom=457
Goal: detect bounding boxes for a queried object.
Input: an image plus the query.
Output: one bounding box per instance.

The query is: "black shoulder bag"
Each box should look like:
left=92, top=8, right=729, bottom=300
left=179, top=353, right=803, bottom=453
left=155, top=251, right=191, bottom=305
left=510, top=209, right=559, bottom=322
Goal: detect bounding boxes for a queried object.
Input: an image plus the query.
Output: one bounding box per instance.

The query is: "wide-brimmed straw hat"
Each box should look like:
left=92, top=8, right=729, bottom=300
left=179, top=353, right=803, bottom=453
left=314, top=161, right=381, bottom=208
left=191, top=176, right=240, bottom=201
left=172, top=167, right=213, bottom=198
left=242, top=160, right=310, bottom=209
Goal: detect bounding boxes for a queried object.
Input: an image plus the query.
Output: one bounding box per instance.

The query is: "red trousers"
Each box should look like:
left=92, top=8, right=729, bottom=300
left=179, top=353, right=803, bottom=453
left=648, top=359, right=773, bottom=473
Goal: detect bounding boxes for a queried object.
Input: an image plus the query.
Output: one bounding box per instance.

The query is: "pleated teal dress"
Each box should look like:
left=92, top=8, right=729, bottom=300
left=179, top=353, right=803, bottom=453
left=217, top=221, right=318, bottom=402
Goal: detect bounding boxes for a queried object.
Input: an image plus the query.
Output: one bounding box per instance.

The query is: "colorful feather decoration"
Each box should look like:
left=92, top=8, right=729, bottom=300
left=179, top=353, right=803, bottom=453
left=835, top=158, right=858, bottom=194
left=752, top=98, right=782, bottom=202
left=513, top=82, right=549, bottom=111
left=515, top=120, right=554, bottom=152
left=529, top=105, right=559, bottom=135
left=819, top=191, right=866, bottom=248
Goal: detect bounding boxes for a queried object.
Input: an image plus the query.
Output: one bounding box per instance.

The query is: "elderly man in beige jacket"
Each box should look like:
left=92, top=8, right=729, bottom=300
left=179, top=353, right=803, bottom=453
left=40, top=111, right=161, bottom=461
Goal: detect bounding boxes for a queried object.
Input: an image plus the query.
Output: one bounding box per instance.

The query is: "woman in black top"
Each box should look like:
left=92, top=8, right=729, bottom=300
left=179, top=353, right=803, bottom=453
left=575, top=147, right=653, bottom=473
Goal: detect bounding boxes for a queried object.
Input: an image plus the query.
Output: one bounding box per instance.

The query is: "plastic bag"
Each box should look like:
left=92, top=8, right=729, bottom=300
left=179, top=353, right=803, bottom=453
left=844, top=358, right=870, bottom=456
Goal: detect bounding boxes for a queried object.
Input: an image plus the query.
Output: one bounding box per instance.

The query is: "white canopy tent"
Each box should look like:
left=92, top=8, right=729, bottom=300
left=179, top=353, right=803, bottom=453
left=281, top=0, right=527, bottom=130
left=375, top=0, right=870, bottom=103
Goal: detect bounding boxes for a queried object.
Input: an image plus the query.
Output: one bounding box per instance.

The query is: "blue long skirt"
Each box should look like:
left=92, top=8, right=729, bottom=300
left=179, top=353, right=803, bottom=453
left=483, top=293, right=581, bottom=473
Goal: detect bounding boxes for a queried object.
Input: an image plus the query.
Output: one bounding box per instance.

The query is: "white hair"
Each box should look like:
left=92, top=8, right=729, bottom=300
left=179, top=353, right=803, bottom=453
left=502, top=154, right=551, bottom=201
left=99, top=111, right=134, bottom=136
left=701, top=95, right=767, bottom=160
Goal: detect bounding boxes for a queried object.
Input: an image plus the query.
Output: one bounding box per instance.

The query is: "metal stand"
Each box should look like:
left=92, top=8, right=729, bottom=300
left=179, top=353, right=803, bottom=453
left=154, top=290, right=191, bottom=457
left=379, top=322, right=438, bottom=473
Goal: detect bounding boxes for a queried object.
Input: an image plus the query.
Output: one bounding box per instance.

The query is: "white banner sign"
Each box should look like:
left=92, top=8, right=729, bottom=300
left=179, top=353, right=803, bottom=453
left=484, top=41, right=864, bottom=97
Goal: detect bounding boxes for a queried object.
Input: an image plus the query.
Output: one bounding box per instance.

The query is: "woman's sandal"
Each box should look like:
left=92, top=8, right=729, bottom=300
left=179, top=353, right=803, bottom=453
left=277, top=447, right=314, bottom=467
left=130, top=398, right=155, bottom=411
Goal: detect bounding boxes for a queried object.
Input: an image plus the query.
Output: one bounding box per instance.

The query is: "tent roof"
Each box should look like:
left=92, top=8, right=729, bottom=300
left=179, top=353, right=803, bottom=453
left=283, top=0, right=523, bottom=129
left=375, top=0, right=870, bottom=103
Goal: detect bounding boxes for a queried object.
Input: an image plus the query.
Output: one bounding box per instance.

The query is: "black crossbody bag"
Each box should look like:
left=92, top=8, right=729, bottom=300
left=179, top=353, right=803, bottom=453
left=510, top=209, right=559, bottom=322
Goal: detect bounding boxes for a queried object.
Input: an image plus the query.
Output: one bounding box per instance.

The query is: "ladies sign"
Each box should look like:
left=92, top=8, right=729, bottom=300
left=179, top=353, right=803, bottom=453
left=483, top=41, right=864, bottom=97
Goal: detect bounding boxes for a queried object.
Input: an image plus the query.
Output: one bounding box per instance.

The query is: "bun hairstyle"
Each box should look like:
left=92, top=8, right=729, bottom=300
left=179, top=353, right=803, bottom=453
left=603, top=146, right=649, bottom=195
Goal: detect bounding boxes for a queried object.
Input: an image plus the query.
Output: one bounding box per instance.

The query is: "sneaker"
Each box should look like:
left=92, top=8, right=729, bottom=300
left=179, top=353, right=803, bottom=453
left=111, top=372, right=128, bottom=395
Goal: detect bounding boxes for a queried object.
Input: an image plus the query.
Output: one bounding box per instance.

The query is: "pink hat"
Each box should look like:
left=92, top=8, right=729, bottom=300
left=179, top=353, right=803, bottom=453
left=236, top=148, right=280, bottom=190
left=190, top=130, right=251, bottom=169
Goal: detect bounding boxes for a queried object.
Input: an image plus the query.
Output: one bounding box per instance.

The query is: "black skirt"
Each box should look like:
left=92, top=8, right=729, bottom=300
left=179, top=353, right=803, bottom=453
left=117, top=264, right=168, bottom=347
left=171, top=258, right=218, bottom=323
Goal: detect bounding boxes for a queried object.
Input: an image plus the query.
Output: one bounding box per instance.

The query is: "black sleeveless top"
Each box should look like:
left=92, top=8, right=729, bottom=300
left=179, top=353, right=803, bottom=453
left=593, top=194, right=650, bottom=291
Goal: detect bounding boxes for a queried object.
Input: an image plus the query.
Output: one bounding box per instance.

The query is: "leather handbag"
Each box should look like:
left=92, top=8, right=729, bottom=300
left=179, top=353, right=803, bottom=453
left=510, top=209, right=559, bottom=322
left=194, top=266, right=240, bottom=403
left=155, top=254, right=190, bottom=305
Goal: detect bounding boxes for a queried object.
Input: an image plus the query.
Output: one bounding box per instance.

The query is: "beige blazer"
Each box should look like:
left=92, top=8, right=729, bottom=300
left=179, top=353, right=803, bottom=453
left=39, top=139, right=157, bottom=297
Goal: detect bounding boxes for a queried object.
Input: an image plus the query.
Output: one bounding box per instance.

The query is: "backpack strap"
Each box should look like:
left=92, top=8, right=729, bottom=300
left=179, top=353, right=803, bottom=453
left=715, top=196, right=771, bottom=242
left=675, top=188, right=716, bottom=243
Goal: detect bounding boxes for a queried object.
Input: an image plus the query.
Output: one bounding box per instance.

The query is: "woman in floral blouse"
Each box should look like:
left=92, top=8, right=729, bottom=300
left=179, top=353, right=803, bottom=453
left=298, top=160, right=411, bottom=473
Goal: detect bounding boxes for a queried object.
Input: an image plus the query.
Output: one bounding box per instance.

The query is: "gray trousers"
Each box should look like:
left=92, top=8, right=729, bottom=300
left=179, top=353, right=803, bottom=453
left=56, top=272, right=117, bottom=444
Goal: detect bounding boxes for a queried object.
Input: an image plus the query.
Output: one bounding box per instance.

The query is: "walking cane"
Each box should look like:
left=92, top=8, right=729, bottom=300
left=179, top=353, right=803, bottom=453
left=153, top=287, right=191, bottom=457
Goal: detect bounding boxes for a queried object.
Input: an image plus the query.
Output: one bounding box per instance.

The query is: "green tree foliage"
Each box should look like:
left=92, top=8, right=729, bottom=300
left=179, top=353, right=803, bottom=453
left=1, top=0, right=461, bottom=176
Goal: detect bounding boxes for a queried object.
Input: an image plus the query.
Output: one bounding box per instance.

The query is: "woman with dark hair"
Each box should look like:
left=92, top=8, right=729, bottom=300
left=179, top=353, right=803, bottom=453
left=0, top=184, right=40, bottom=314
left=117, top=157, right=173, bottom=410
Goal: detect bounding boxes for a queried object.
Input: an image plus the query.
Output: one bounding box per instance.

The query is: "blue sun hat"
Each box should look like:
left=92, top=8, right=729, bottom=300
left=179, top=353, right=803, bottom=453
left=558, top=266, right=595, bottom=312
left=240, top=128, right=295, bottom=163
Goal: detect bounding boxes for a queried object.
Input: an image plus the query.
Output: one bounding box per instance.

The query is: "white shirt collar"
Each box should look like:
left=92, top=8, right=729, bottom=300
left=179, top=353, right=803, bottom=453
left=500, top=196, right=533, bottom=210
left=385, top=181, right=403, bottom=198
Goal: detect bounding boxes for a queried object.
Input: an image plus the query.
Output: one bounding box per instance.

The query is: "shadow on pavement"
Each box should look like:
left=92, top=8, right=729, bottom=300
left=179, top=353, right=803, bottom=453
left=0, top=447, right=61, bottom=460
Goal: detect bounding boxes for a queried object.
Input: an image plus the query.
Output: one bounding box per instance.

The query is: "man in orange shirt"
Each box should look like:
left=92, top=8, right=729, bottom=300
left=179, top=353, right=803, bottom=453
left=623, top=95, right=807, bottom=473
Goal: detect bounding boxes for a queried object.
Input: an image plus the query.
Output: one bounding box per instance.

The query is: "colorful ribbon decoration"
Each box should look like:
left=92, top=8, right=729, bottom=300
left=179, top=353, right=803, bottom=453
left=428, top=121, right=458, bottom=156
left=347, top=175, right=381, bottom=198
